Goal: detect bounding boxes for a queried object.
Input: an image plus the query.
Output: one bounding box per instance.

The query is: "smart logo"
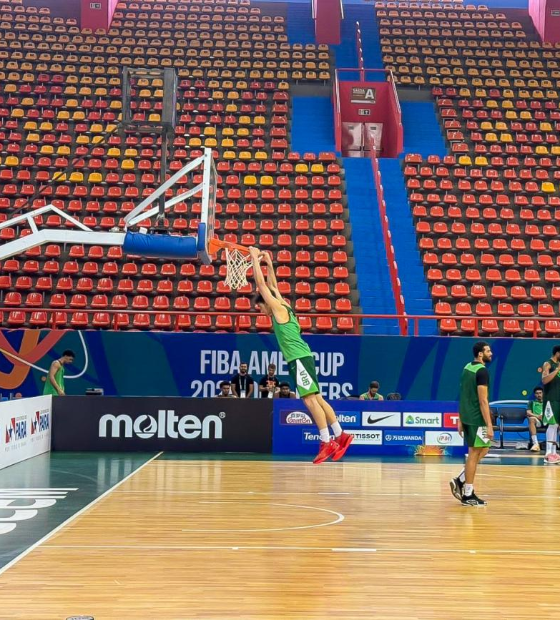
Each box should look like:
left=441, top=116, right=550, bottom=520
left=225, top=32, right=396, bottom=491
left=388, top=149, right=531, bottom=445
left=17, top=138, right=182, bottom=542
left=403, top=413, right=442, bottom=428
left=5, top=416, right=27, bottom=444
left=31, top=410, right=50, bottom=435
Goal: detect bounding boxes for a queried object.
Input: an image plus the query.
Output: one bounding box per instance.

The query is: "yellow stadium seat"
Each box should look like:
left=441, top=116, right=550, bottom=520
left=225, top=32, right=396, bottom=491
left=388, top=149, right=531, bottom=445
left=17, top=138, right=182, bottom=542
left=223, top=150, right=236, bottom=160
left=536, top=146, right=550, bottom=155
left=69, top=172, right=84, bottom=183
left=474, top=156, right=488, bottom=166
left=88, top=173, right=103, bottom=184
left=5, top=156, right=19, bottom=167
left=244, top=175, right=257, bottom=186
left=239, top=151, right=252, bottom=160
left=255, top=151, right=268, bottom=161
left=221, top=138, right=234, bottom=148
left=542, top=182, right=556, bottom=193
left=499, top=133, right=513, bottom=143
left=260, top=175, right=274, bottom=186
left=458, top=156, right=472, bottom=166
left=121, top=159, right=135, bottom=170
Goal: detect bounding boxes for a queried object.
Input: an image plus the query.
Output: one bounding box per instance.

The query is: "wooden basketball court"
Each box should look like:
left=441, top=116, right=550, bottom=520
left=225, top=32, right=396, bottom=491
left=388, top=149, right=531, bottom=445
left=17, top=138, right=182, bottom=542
left=1, top=454, right=559, bottom=619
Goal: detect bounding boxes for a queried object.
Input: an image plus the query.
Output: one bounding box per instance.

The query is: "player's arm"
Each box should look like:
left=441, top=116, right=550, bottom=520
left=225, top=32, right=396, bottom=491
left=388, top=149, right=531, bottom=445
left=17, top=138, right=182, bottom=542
left=262, top=251, right=283, bottom=302
left=542, top=362, right=557, bottom=385
left=48, top=361, right=64, bottom=396
left=476, top=368, right=493, bottom=439
left=249, top=247, right=287, bottom=319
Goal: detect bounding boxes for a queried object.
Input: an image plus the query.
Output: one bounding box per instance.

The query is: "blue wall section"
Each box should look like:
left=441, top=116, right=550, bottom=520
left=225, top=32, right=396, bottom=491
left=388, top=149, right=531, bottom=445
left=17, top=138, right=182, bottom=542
left=343, top=157, right=399, bottom=335
left=378, top=159, right=435, bottom=334
left=286, top=3, right=315, bottom=44
left=291, top=96, right=336, bottom=153
left=401, top=101, right=447, bottom=158
left=2, top=330, right=555, bottom=401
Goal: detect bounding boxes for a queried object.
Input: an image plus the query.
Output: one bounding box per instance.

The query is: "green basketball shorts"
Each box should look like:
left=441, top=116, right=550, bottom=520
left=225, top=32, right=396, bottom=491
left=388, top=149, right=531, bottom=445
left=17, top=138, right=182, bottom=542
left=288, top=355, right=320, bottom=398
left=543, top=401, right=560, bottom=426
left=463, top=423, right=492, bottom=448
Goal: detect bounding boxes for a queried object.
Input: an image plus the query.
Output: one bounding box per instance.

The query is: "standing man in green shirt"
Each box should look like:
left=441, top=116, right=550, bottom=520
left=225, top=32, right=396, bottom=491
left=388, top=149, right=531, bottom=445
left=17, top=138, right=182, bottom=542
left=526, top=386, right=544, bottom=452
left=250, top=247, right=353, bottom=464
left=450, top=341, right=493, bottom=507
left=43, top=350, right=75, bottom=396
left=541, top=345, right=560, bottom=464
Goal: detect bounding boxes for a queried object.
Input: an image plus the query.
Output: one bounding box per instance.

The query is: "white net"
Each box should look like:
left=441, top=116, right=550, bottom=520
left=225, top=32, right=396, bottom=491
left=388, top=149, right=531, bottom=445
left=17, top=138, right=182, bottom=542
left=224, top=248, right=252, bottom=290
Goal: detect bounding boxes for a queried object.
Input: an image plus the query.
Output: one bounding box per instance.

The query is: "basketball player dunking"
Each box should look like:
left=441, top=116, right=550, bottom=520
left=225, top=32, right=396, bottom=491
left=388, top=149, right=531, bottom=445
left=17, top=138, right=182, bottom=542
left=249, top=247, right=353, bottom=464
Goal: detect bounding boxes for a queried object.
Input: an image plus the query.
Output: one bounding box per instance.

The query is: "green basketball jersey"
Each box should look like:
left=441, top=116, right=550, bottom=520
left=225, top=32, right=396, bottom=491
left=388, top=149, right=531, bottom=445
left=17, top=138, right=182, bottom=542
left=43, top=363, right=64, bottom=396
left=528, top=400, right=543, bottom=416
left=543, top=359, right=560, bottom=403
left=459, top=362, right=488, bottom=426
left=272, top=305, right=312, bottom=362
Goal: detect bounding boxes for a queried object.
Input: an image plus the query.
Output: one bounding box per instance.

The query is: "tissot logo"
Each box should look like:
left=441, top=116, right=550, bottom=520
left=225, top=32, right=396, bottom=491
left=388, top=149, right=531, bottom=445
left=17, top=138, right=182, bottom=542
left=99, top=410, right=223, bottom=440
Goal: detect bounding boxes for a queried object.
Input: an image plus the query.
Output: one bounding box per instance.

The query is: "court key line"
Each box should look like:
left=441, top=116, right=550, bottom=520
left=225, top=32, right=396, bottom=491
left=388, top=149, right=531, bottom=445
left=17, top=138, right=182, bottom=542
left=39, top=544, right=560, bottom=556
left=0, top=451, right=163, bottom=578
left=180, top=501, right=344, bottom=533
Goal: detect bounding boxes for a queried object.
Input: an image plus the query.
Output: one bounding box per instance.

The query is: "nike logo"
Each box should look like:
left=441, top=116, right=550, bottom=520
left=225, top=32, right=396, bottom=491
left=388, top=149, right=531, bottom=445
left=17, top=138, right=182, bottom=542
left=367, top=414, right=394, bottom=425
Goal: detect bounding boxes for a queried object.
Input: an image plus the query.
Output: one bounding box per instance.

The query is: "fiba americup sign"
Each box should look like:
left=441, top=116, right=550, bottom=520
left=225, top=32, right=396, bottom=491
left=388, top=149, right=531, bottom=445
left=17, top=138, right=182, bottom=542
left=0, top=395, right=52, bottom=470
left=52, top=397, right=271, bottom=452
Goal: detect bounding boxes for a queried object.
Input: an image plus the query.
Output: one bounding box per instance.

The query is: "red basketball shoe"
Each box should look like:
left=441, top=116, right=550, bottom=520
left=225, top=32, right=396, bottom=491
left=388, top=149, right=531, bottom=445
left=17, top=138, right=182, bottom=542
left=313, top=439, right=339, bottom=464
left=332, top=432, right=353, bottom=461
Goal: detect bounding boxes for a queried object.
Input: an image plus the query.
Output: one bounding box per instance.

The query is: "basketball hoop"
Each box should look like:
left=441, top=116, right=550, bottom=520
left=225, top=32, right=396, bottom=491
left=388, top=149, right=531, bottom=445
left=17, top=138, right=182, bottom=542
left=208, top=237, right=252, bottom=290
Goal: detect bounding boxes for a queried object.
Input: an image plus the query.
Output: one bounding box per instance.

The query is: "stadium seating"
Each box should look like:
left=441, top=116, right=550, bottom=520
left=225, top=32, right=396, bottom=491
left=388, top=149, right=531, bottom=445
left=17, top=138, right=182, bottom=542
left=376, top=0, right=560, bottom=335
left=0, top=0, right=357, bottom=333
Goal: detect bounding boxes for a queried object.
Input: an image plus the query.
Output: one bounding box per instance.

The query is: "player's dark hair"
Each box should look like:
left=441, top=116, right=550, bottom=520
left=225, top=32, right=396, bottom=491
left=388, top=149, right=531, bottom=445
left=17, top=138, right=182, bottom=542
left=473, top=341, right=490, bottom=358
left=369, top=381, right=380, bottom=388
left=534, top=386, right=543, bottom=393
left=279, top=382, right=291, bottom=388
left=553, top=345, right=560, bottom=356
left=220, top=380, right=231, bottom=388
left=63, top=349, right=75, bottom=358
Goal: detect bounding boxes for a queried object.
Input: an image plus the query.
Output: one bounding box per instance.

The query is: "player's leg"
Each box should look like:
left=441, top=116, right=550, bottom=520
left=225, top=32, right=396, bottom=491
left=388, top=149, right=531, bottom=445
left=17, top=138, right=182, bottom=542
left=302, top=393, right=338, bottom=464
left=458, top=425, right=488, bottom=506
left=528, top=416, right=540, bottom=451
left=545, top=423, right=559, bottom=463
left=315, top=393, right=354, bottom=461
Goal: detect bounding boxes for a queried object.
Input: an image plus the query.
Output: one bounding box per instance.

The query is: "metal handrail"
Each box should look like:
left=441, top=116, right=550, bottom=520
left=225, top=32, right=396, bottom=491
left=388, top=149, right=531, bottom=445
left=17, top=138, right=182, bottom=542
left=369, top=146, right=408, bottom=335
left=1, top=308, right=550, bottom=337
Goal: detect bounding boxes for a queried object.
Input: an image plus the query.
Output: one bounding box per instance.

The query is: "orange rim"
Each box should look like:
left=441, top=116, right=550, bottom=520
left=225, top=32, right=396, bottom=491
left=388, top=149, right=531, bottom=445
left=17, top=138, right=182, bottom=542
left=208, top=237, right=251, bottom=256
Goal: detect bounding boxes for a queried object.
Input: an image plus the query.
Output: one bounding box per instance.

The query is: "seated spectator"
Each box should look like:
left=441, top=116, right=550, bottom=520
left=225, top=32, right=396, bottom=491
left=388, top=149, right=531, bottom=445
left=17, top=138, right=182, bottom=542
left=231, top=362, right=255, bottom=398
left=359, top=381, right=384, bottom=401
left=387, top=392, right=402, bottom=401
left=275, top=382, right=296, bottom=399
left=259, top=363, right=280, bottom=399
left=217, top=381, right=237, bottom=398
left=527, top=386, right=545, bottom=451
